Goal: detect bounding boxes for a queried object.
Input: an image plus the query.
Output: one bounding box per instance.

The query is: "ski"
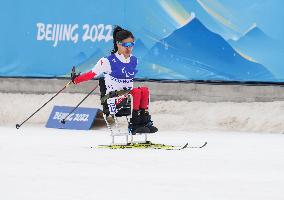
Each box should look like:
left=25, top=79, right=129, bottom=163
left=93, top=141, right=207, bottom=150
left=187, top=141, right=207, bottom=149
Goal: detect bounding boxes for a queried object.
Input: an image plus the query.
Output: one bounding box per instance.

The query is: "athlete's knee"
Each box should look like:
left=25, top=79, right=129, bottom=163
left=130, top=88, right=142, bottom=101
left=140, top=87, right=149, bottom=93
left=130, top=87, right=142, bottom=95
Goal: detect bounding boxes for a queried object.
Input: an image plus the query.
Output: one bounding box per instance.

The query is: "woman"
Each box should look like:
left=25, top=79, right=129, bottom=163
left=72, top=26, right=158, bottom=134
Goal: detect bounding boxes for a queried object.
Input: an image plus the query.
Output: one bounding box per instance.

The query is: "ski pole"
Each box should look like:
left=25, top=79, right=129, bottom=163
left=16, top=80, right=72, bottom=129
left=61, top=83, right=99, bottom=124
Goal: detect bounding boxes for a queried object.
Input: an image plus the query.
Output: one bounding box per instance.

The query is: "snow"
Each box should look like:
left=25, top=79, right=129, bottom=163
left=1, top=92, right=284, bottom=199
left=0, top=127, right=283, bottom=200
left=2, top=93, right=284, bottom=133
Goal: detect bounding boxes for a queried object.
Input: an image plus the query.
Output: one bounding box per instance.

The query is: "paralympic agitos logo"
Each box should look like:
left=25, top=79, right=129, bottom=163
left=36, top=23, right=113, bottom=47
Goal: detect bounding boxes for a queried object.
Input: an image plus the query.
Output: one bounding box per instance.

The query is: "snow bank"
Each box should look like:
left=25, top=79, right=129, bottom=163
left=1, top=92, right=284, bottom=133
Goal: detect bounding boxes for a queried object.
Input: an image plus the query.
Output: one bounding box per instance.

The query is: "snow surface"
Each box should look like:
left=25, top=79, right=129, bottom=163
left=1, top=92, right=284, bottom=200
left=0, top=127, right=283, bottom=200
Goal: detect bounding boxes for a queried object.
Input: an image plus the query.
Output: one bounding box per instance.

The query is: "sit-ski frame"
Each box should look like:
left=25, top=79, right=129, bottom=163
left=102, top=94, right=152, bottom=145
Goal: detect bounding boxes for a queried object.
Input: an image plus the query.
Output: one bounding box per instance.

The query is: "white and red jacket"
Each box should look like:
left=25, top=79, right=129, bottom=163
left=74, top=52, right=138, bottom=94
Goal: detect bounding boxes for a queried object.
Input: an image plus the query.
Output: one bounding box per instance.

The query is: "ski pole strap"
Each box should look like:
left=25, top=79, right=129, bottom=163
left=101, top=90, right=130, bottom=103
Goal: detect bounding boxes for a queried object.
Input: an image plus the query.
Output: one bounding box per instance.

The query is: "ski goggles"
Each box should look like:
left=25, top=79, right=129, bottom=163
left=118, top=41, right=135, bottom=48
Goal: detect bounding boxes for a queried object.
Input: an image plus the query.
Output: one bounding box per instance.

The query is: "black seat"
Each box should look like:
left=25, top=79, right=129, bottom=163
left=99, top=77, right=131, bottom=117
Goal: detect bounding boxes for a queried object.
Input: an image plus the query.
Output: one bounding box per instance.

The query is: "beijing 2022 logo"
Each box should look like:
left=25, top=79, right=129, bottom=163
left=36, top=23, right=113, bottom=47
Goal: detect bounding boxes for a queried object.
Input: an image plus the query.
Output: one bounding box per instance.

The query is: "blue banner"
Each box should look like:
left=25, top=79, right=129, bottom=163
left=0, top=0, right=283, bottom=82
left=46, top=106, right=101, bottom=130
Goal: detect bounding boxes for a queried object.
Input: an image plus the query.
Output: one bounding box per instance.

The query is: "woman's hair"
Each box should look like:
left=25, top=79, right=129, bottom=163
left=111, top=25, right=134, bottom=54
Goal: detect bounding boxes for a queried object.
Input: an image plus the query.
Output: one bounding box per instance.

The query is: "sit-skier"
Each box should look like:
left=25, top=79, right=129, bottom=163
left=72, top=26, right=158, bottom=134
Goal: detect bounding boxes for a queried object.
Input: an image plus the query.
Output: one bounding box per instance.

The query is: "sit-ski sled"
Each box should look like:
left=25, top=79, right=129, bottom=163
left=92, top=78, right=207, bottom=150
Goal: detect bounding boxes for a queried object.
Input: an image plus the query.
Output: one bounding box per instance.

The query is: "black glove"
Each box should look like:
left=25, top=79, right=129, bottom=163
left=71, top=66, right=80, bottom=84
